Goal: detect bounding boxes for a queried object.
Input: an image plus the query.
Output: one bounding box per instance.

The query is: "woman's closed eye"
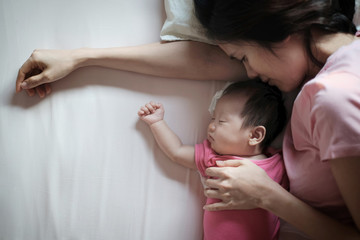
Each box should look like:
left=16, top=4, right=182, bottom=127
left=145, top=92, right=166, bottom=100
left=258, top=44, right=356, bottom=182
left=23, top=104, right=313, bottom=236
left=229, top=55, right=247, bottom=64
left=240, top=55, right=247, bottom=63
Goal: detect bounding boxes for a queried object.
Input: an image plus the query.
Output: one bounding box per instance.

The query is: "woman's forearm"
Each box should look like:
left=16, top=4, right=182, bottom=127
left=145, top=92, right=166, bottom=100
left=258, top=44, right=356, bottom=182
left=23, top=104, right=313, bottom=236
left=262, top=182, right=360, bottom=239
left=75, top=41, right=247, bottom=81
left=17, top=41, right=246, bottom=97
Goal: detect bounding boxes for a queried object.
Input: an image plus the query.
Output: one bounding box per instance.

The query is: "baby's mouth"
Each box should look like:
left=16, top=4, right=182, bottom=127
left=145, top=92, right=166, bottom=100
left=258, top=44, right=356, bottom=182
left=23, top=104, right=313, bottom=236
left=208, top=134, right=214, bottom=142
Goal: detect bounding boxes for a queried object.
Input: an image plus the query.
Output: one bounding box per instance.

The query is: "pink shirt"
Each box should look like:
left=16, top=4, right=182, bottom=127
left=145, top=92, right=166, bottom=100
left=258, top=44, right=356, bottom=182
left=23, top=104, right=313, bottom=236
left=283, top=39, right=360, bottom=223
left=195, top=140, right=288, bottom=240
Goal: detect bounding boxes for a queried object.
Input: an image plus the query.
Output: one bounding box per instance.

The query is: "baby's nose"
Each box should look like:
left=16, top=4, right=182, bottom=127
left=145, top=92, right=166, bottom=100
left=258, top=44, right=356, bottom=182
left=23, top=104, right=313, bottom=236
left=208, top=122, right=215, bottom=132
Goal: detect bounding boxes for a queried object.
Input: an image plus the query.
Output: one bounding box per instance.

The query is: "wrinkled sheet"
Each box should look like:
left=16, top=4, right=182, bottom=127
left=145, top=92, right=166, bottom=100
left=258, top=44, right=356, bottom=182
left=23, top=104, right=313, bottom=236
left=0, top=0, right=227, bottom=239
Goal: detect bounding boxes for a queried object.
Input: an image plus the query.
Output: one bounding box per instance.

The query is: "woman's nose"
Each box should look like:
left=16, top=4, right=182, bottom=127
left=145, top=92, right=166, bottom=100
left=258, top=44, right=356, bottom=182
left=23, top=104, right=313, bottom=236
left=244, top=64, right=258, bottom=79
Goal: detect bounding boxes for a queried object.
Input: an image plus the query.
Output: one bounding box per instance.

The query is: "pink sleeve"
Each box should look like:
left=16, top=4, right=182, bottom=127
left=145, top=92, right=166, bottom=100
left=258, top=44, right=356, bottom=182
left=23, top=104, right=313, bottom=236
left=195, top=140, right=215, bottom=177
left=311, top=73, right=360, bottom=160
left=195, top=141, right=207, bottom=177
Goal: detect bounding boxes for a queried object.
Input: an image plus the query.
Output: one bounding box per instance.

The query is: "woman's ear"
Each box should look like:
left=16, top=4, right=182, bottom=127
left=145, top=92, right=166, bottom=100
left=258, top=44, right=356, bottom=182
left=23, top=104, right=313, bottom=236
left=248, top=126, right=266, bottom=146
left=282, top=35, right=291, bottom=44
left=273, top=35, right=291, bottom=48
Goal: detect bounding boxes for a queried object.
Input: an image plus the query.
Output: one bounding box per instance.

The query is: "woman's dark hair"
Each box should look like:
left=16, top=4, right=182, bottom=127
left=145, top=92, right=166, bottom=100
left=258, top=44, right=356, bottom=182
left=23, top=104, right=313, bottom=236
left=221, top=79, right=287, bottom=150
left=194, top=0, right=357, bottom=67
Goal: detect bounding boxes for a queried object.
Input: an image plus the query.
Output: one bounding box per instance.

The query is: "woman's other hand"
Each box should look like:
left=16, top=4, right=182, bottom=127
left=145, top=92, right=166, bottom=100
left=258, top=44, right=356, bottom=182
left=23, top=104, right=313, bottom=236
left=203, top=159, right=275, bottom=211
left=16, top=49, right=79, bottom=97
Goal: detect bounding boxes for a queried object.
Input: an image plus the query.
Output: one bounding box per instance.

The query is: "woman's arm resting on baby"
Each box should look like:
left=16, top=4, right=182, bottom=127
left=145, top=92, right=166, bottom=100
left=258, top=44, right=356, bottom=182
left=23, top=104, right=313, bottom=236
left=203, top=159, right=360, bottom=240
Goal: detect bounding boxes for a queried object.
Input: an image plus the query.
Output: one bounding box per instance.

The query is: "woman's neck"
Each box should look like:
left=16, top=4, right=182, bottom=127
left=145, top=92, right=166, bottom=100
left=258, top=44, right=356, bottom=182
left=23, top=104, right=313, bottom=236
left=308, top=29, right=356, bottom=77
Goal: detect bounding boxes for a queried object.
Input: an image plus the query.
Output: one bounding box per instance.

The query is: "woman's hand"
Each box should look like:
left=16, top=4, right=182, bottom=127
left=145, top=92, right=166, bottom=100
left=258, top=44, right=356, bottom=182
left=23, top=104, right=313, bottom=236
left=203, top=159, right=275, bottom=211
left=16, top=49, right=79, bottom=97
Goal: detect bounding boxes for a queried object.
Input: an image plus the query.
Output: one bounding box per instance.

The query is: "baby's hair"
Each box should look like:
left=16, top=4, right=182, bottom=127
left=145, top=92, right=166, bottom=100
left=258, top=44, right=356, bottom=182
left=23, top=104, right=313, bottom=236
left=222, top=79, right=287, bottom=149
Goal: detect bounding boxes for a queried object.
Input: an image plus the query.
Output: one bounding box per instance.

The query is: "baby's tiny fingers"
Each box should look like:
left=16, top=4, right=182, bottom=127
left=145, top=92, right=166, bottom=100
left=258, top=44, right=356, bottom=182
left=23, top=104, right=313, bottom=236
left=145, top=103, right=155, bottom=113
left=138, top=110, right=145, bottom=116
left=140, top=106, right=150, bottom=114
left=149, top=101, right=160, bottom=108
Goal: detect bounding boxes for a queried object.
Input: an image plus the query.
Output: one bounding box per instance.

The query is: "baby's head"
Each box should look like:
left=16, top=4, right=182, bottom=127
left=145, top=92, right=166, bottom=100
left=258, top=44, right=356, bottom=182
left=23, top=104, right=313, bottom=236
left=208, top=79, right=286, bottom=156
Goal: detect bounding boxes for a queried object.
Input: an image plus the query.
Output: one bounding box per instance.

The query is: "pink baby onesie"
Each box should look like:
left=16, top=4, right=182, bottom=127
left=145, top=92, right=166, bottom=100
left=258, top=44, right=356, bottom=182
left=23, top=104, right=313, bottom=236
left=195, top=140, right=288, bottom=240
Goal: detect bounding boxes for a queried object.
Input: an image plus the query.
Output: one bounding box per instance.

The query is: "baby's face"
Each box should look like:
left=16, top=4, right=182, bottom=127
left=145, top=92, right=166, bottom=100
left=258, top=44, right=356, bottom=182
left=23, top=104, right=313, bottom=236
left=207, top=94, right=252, bottom=156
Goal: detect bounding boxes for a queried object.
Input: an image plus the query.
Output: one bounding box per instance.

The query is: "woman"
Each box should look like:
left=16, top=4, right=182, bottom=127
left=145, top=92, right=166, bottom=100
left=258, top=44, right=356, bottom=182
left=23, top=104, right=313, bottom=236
left=192, top=0, right=360, bottom=239
left=16, top=0, right=360, bottom=239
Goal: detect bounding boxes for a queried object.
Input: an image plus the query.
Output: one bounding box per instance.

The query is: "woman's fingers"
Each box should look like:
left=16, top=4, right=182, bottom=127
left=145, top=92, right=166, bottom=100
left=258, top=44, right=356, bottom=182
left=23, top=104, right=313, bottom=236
left=205, top=160, right=244, bottom=178
left=35, top=85, right=47, bottom=98
left=205, top=166, right=226, bottom=179
left=21, top=71, right=49, bottom=90
left=44, top=83, right=52, bottom=95
left=16, top=49, right=74, bottom=97
left=16, top=59, right=35, bottom=92
left=26, top=89, right=36, bottom=97
left=216, top=159, right=243, bottom=167
left=16, top=57, right=52, bottom=97
left=204, top=187, right=231, bottom=199
left=24, top=84, right=52, bottom=98
left=203, top=201, right=230, bottom=211
left=204, top=177, right=222, bottom=189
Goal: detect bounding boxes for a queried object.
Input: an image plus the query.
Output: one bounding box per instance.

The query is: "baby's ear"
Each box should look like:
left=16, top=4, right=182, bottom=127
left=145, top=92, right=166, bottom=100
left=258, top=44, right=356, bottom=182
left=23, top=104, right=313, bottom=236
left=248, top=126, right=266, bottom=146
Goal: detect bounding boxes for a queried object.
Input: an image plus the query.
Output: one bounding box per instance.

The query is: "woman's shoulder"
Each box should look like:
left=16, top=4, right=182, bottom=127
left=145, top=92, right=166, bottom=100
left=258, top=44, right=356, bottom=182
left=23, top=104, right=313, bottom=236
left=301, top=38, right=360, bottom=102
left=301, top=72, right=359, bottom=104
left=291, top=70, right=359, bottom=132
left=294, top=71, right=360, bottom=129
left=319, top=39, right=360, bottom=78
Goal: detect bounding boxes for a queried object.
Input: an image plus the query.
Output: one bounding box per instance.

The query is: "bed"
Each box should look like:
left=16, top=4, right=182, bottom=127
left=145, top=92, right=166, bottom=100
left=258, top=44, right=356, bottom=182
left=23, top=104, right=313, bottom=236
left=0, top=0, right=230, bottom=239
left=1, top=0, right=360, bottom=239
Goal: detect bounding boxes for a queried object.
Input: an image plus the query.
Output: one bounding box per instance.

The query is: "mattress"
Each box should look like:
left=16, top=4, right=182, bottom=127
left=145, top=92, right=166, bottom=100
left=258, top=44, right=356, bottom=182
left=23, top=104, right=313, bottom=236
left=0, top=0, right=227, bottom=239
left=2, top=1, right=359, bottom=239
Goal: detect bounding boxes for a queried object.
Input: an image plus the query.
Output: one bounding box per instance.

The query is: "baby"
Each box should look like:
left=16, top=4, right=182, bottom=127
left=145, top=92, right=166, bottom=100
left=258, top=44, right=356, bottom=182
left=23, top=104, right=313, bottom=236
left=138, top=80, right=288, bottom=240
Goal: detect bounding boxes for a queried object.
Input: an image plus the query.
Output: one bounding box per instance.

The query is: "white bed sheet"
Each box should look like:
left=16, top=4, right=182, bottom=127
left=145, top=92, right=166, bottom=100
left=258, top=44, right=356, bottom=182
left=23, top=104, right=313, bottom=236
left=0, top=0, right=227, bottom=239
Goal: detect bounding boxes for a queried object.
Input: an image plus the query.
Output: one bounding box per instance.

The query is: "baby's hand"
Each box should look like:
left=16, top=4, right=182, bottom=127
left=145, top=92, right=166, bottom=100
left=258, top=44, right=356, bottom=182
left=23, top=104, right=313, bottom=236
left=138, top=101, right=164, bottom=125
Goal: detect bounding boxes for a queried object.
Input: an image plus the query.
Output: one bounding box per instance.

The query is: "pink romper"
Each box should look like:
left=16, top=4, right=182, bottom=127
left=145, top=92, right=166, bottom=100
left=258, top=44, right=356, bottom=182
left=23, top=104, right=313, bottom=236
left=196, top=140, right=288, bottom=240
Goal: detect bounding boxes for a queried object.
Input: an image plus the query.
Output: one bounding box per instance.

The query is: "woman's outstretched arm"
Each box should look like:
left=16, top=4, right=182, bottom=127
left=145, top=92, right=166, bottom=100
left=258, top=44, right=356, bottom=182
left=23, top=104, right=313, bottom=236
left=16, top=41, right=246, bottom=97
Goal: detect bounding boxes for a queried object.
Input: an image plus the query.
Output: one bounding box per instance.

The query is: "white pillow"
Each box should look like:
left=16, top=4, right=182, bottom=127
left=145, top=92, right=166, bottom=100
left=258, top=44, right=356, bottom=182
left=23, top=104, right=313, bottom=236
left=160, top=0, right=215, bottom=44
left=355, top=0, right=360, bottom=28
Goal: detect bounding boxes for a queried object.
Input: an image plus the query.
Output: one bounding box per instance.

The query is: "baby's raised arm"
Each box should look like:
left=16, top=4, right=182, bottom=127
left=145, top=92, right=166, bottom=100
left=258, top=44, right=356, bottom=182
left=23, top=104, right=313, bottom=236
left=138, top=102, right=196, bottom=169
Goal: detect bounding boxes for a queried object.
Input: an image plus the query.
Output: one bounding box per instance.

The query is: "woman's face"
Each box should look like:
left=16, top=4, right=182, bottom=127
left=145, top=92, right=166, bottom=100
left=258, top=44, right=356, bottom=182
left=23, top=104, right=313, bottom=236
left=218, top=36, right=311, bottom=92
